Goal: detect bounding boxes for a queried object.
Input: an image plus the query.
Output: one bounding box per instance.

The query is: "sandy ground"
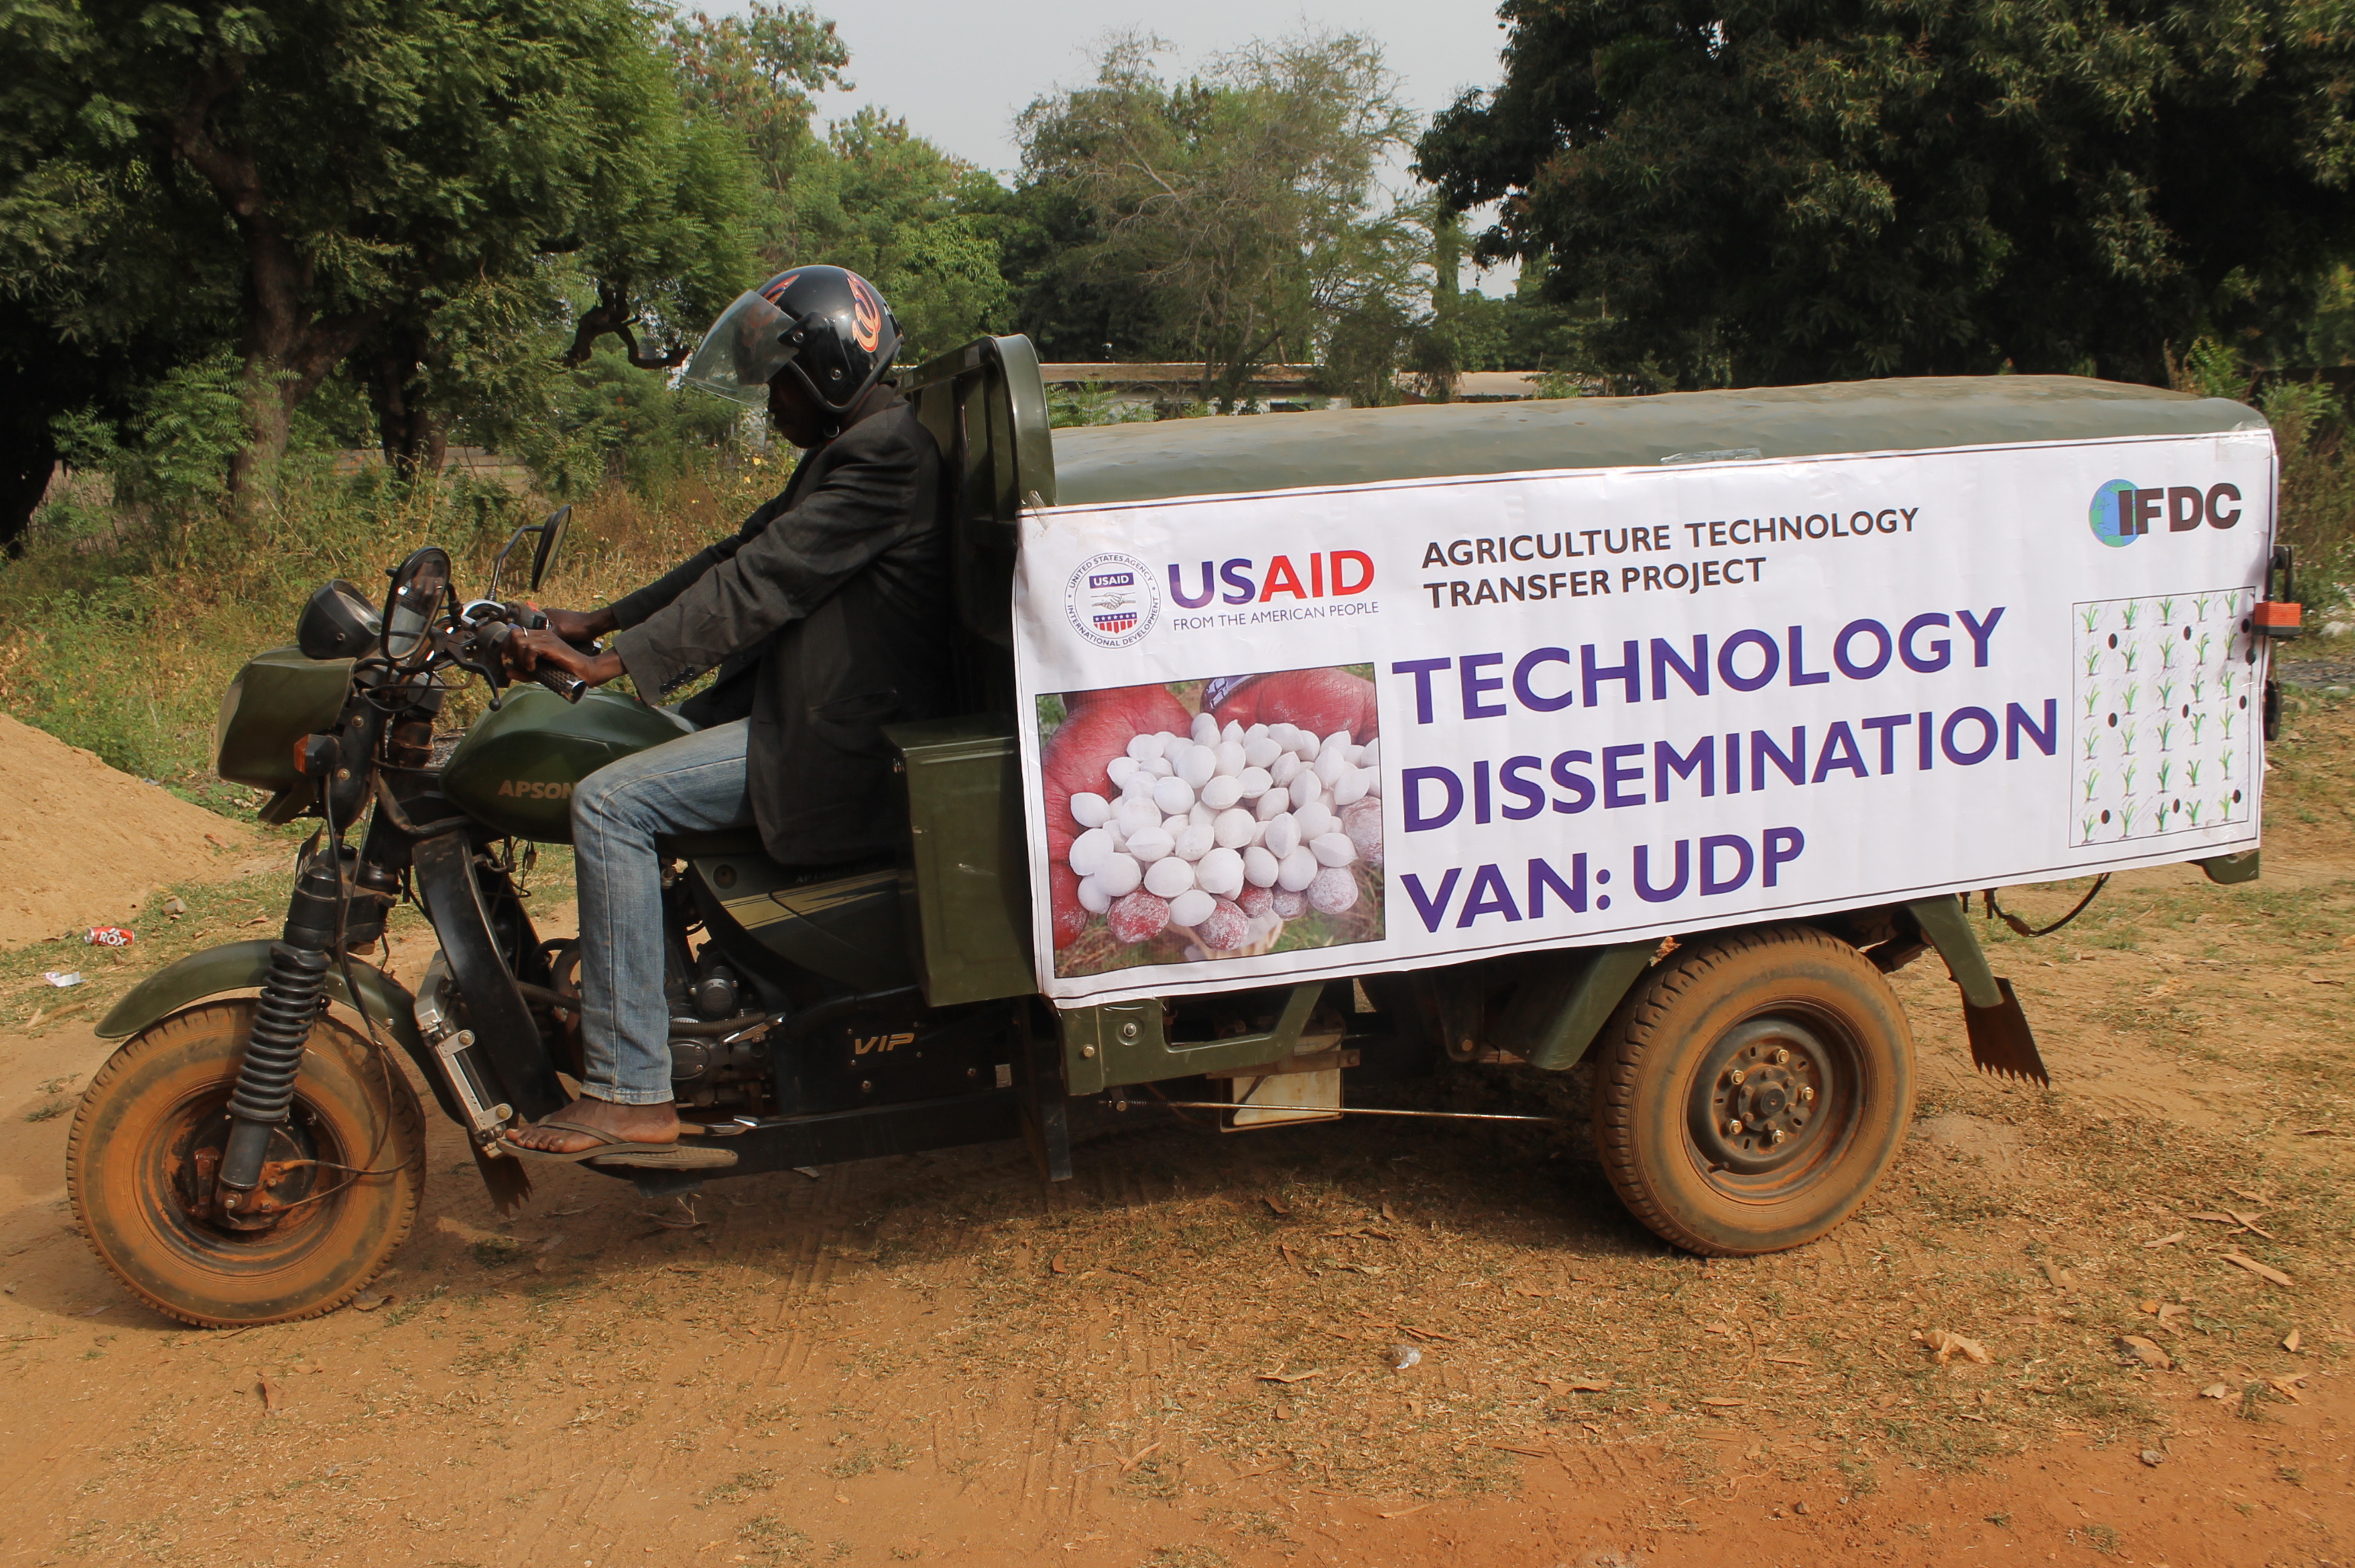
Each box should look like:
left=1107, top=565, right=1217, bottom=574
left=0, top=712, right=260, bottom=950
left=2, top=695, right=2355, bottom=1565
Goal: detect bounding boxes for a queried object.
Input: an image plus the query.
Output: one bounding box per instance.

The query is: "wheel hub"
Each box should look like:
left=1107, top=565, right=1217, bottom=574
left=1692, top=1018, right=1833, bottom=1175
left=172, top=1112, right=323, bottom=1234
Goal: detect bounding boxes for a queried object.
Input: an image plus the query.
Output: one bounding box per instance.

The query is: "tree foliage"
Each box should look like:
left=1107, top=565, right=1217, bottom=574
left=1014, top=33, right=1424, bottom=406
left=0, top=0, right=753, bottom=525
left=1416, top=0, right=2355, bottom=388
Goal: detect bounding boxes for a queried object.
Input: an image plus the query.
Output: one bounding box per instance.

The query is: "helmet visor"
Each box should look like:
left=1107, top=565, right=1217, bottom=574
left=680, top=288, right=789, bottom=406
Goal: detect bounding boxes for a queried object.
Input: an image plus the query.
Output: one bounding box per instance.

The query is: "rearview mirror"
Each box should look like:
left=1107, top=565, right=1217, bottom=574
left=487, top=505, right=573, bottom=600
left=530, top=503, right=570, bottom=591
left=382, top=547, right=452, bottom=667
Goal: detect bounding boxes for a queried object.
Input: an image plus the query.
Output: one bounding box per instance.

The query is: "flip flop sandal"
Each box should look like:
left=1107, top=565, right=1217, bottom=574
left=587, top=1145, right=740, bottom=1171
left=503, top=1117, right=639, bottom=1165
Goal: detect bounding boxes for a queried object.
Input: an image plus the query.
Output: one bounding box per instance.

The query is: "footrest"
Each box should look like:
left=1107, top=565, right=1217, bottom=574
left=587, top=1144, right=741, bottom=1170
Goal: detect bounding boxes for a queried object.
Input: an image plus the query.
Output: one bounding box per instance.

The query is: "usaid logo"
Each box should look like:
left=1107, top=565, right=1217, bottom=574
left=1064, top=552, right=1160, bottom=647
left=2088, top=479, right=2242, bottom=548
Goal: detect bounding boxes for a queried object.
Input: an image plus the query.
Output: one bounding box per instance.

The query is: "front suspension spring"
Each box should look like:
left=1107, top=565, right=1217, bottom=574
left=219, top=941, right=329, bottom=1191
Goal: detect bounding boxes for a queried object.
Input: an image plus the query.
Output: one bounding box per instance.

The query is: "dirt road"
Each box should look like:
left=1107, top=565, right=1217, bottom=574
left=4, top=698, right=2355, bottom=1566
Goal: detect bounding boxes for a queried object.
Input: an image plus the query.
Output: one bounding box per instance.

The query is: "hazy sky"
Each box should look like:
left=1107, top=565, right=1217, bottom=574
left=763, top=0, right=1514, bottom=178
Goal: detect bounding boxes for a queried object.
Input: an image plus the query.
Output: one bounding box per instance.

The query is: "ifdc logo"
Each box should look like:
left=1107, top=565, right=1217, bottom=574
left=1064, top=552, right=1159, bottom=648
left=2087, top=478, right=2243, bottom=548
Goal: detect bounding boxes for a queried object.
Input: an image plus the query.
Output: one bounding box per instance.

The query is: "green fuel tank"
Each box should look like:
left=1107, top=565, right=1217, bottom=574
left=439, top=687, right=689, bottom=843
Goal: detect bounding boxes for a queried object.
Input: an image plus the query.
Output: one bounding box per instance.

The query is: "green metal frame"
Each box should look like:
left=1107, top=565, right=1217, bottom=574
left=2197, top=850, right=2261, bottom=885
left=1901, top=897, right=2003, bottom=1007
left=1487, top=942, right=1660, bottom=1071
left=1059, top=985, right=1325, bottom=1096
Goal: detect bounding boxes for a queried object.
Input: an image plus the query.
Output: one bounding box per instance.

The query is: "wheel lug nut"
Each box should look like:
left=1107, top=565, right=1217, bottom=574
left=1773, top=1047, right=1790, bottom=1065
left=1798, top=1085, right=1816, bottom=1104
left=1727, top=1118, right=1744, bottom=1136
left=1729, top=1068, right=1746, bottom=1085
left=1770, top=1127, right=1787, bottom=1147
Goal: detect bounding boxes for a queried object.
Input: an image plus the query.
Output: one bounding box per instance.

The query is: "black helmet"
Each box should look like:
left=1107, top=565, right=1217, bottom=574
left=681, top=265, right=901, bottom=417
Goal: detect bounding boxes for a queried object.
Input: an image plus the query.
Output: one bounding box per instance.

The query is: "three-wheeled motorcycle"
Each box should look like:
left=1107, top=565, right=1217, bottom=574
left=66, top=339, right=2277, bottom=1325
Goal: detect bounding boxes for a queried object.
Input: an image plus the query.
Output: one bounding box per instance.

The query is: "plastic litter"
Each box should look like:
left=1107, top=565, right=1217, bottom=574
left=85, top=926, right=135, bottom=947
left=1391, top=1345, right=1422, bottom=1371
left=43, top=972, right=82, bottom=988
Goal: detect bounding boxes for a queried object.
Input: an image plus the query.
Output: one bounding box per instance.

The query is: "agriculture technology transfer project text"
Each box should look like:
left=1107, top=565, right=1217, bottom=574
left=1014, top=432, right=2276, bottom=1004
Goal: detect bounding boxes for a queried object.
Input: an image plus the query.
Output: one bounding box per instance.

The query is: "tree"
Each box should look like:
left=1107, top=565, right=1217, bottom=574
left=1415, top=0, right=2355, bottom=388
left=669, top=9, right=1005, bottom=361
left=1014, top=33, right=1422, bottom=407
left=0, top=0, right=752, bottom=515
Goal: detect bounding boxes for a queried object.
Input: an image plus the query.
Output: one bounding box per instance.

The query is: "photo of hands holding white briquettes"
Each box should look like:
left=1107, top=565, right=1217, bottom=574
left=1039, top=666, right=1385, bottom=978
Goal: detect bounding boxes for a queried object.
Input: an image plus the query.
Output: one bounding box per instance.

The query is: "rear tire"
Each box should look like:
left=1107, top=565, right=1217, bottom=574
left=67, top=1001, right=426, bottom=1327
left=1591, top=925, right=1913, bottom=1255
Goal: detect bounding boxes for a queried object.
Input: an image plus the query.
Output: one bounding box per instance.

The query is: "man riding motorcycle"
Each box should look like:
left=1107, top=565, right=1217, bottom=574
left=498, top=266, right=949, bottom=1163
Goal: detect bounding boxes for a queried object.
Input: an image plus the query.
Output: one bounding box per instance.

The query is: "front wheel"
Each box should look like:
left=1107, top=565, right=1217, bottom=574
left=1591, top=925, right=1914, bottom=1256
left=67, top=1001, right=426, bottom=1327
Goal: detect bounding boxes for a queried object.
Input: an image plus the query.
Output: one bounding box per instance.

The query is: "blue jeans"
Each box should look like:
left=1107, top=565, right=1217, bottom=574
left=570, top=718, right=753, bottom=1105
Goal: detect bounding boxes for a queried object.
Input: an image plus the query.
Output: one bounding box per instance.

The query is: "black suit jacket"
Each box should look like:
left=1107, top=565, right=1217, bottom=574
left=608, top=387, right=949, bottom=865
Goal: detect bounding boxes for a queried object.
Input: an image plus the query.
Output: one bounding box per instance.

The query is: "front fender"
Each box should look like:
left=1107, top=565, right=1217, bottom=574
left=96, top=940, right=456, bottom=1120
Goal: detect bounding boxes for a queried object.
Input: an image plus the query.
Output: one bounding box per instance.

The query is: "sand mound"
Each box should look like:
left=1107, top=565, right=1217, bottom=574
left=0, top=713, right=262, bottom=949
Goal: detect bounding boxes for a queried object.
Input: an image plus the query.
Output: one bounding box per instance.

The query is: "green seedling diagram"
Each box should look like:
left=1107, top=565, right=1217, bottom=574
left=2071, top=588, right=2259, bottom=846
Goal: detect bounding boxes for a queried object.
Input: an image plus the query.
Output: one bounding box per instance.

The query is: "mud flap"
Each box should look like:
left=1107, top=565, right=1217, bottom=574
left=471, top=1142, right=534, bottom=1217
left=1960, top=978, right=2048, bottom=1088
left=1904, top=896, right=2050, bottom=1088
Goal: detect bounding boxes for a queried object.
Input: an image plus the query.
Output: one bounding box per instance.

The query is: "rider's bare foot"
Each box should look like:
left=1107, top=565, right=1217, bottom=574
left=505, top=1096, right=678, bottom=1154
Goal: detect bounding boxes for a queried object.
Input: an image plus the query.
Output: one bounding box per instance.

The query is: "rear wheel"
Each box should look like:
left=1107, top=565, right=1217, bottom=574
left=67, top=1001, right=426, bottom=1327
left=1591, top=925, right=1913, bottom=1255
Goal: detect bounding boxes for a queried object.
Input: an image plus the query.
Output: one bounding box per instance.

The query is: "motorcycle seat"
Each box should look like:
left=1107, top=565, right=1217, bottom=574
left=658, top=826, right=769, bottom=859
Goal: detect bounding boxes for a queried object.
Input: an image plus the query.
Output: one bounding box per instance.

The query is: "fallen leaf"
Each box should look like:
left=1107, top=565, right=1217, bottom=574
left=2270, top=1374, right=2308, bottom=1404
left=2226, top=1210, right=2276, bottom=1239
left=1262, top=1195, right=1292, bottom=1219
left=2222, top=1252, right=2293, bottom=1287
left=2116, top=1334, right=2172, bottom=1370
left=1114, top=1441, right=1162, bottom=1473
left=1560, top=1379, right=1611, bottom=1392
left=2039, top=1261, right=2074, bottom=1289
left=1920, top=1330, right=1993, bottom=1366
left=1258, top=1370, right=1321, bottom=1384
left=1377, top=1503, right=1430, bottom=1519
left=2141, top=1232, right=2186, bottom=1249
left=1049, top=1253, right=1070, bottom=1275
left=257, top=1377, right=281, bottom=1413
left=2187, top=1212, right=2238, bottom=1225
left=1379, top=1203, right=1398, bottom=1223
left=2283, top=1328, right=2303, bottom=1353
left=2200, top=1382, right=2231, bottom=1400
left=1699, top=1396, right=1746, bottom=1408
left=352, top=1290, right=388, bottom=1312
left=2154, top=1304, right=2193, bottom=1332
left=1491, top=1444, right=1554, bottom=1457
left=1765, top=1356, right=1812, bottom=1367
left=2139, top=1448, right=2165, bottom=1468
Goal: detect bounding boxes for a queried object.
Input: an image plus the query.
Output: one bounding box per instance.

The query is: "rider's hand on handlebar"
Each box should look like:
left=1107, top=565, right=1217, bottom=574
left=503, top=625, right=625, bottom=689
left=537, top=605, right=618, bottom=645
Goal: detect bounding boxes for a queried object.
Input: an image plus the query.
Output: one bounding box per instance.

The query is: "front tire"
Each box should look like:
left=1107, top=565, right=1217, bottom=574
left=67, top=1001, right=426, bottom=1327
left=1591, top=925, right=1913, bottom=1256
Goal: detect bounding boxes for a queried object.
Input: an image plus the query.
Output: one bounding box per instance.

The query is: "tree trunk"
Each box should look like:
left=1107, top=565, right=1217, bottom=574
left=0, top=419, right=56, bottom=558
left=168, top=63, right=382, bottom=504
left=365, top=323, right=442, bottom=478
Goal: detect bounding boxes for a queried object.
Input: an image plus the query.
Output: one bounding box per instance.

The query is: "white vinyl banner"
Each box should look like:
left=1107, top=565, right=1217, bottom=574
left=1013, top=432, right=2276, bottom=1004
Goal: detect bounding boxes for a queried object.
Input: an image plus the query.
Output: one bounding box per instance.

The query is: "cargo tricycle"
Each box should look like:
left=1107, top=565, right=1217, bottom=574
left=68, top=338, right=2292, bottom=1325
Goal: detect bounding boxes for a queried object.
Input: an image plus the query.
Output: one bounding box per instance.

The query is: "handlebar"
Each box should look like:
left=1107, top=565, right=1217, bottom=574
left=459, top=609, right=594, bottom=702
